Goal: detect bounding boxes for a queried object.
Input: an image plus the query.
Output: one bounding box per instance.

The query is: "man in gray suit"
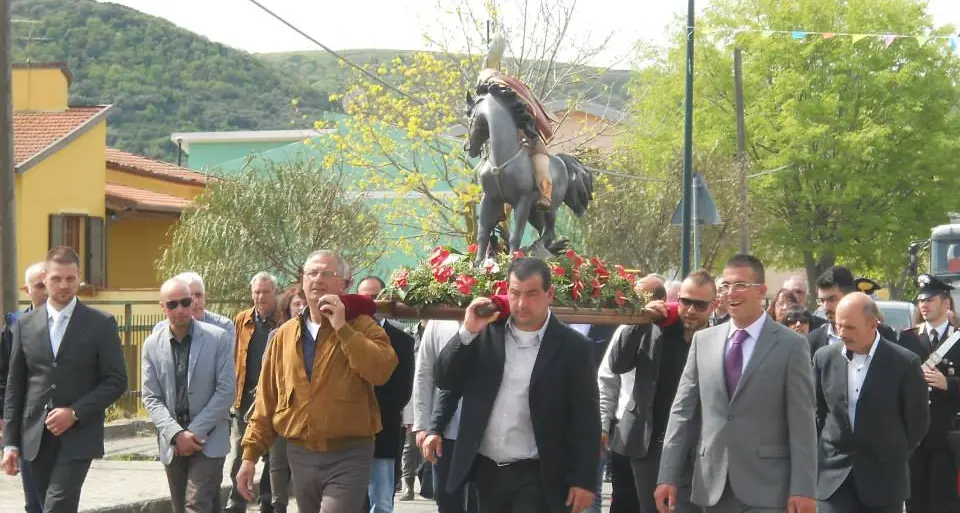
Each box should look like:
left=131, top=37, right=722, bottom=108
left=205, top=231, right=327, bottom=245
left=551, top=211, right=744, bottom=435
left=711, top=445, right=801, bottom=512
left=142, top=278, right=236, bottom=513
left=655, top=254, right=817, bottom=513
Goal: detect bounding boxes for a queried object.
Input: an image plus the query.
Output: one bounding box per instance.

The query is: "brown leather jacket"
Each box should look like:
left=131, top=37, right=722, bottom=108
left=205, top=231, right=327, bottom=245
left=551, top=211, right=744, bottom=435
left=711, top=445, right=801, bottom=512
left=240, top=314, right=398, bottom=461
left=232, top=307, right=284, bottom=409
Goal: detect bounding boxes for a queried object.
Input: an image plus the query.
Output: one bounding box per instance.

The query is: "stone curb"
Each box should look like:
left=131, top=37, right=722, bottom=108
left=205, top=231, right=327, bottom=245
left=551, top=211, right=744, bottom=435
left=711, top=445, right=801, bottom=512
left=104, top=419, right=154, bottom=441
left=83, top=480, right=262, bottom=513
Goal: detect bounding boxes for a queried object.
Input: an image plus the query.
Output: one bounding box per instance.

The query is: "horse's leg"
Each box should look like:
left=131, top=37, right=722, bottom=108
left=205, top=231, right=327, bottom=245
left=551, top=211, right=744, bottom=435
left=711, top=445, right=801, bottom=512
left=475, top=195, right=500, bottom=266
left=510, top=195, right=535, bottom=253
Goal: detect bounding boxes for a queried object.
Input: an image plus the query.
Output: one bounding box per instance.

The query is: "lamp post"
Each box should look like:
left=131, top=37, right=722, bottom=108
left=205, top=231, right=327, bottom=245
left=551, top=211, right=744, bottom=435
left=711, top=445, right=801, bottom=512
left=679, top=0, right=696, bottom=277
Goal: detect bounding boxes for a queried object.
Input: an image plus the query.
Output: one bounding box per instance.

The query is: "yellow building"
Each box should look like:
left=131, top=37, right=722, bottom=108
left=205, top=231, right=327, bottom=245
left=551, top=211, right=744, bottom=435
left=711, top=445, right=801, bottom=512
left=12, top=63, right=209, bottom=303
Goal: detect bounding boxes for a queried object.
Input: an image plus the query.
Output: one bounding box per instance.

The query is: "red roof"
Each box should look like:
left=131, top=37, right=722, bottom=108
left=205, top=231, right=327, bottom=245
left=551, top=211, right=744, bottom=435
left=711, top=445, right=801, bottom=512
left=105, top=183, right=192, bottom=213
left=105, top=148, right=210, bottom=185
left=13, top=106, right=112, bottom=170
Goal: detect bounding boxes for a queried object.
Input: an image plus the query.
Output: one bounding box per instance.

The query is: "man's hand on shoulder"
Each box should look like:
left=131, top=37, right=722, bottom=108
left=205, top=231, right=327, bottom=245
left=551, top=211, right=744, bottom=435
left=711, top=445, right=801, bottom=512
left=463, top=297, right=498, bottom=335
left=787, top=496, right=816, bottom=513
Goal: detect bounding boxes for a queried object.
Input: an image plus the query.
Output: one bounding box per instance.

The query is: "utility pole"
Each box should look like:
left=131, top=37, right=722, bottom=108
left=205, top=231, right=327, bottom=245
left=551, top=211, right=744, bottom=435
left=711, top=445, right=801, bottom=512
left=679, top=0, right=696, bottom=277
left=734, top=48, right=749, bottom=254
left=1, top=0, right=18, bottom=316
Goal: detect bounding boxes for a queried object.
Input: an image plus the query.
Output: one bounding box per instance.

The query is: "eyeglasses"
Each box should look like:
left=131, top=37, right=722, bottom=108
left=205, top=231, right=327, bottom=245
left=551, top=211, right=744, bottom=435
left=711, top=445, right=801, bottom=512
left=164, top=297, right=193, bottom=310
left=816, top=295, right=841, bottom=305
left=679, top=297, right=712, bottom=311
left=305, top=269, right=342, bottom=279
left=717, top=282, right=762, bottom=294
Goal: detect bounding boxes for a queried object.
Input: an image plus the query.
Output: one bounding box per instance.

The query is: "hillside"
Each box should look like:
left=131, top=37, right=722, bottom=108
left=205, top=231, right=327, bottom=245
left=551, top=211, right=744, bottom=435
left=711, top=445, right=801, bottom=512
left=259, top=49, right=633, bottom=110
left=10, top=0, right=335, bottom=161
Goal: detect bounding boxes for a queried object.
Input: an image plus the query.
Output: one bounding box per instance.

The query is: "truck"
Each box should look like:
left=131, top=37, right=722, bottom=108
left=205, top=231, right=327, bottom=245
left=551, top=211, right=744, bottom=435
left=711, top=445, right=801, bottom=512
left=909, top=214, right=960, bottom=308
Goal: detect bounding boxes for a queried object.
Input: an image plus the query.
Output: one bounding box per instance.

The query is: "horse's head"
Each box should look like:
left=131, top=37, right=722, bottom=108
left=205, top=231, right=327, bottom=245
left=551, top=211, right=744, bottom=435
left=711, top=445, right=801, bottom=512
left=464, top=90, right=489, bottom=159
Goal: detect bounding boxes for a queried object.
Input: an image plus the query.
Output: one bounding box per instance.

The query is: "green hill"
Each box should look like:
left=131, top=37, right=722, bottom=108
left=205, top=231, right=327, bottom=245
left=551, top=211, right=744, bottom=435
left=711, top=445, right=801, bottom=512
left=10, top=0, right=335, bottom=161
left=259, top=49, right=633, bottom=110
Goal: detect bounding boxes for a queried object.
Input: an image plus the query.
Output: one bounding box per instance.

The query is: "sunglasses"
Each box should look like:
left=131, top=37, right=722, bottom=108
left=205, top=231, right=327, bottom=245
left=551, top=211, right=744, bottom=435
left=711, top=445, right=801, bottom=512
left=785, top=316, right=810, bottom=325
left=164, top=297, right=193, bottom=310
left=679, top=297, right=712, bottom=311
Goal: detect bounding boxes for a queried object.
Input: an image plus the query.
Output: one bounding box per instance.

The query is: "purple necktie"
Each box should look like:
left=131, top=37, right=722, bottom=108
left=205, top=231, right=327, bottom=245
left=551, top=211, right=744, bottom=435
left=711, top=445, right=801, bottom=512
left=725, top=329, right=749, bottom=395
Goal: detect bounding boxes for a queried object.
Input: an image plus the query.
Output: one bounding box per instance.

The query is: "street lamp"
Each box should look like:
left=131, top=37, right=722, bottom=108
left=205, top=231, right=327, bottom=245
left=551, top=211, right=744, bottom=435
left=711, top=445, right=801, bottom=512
left=679, top=0, right=696, bottom=277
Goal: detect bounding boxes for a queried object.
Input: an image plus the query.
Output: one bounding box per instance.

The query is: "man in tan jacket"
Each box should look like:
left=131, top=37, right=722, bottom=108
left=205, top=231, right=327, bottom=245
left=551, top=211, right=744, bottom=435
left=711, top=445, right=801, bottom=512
left=237, top=250, right=398, bottom=513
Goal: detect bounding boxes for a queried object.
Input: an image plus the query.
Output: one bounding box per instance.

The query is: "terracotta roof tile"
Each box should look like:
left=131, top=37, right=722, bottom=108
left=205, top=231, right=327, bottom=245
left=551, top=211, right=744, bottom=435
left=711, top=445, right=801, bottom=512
left=13, top=106, right=111, bottom=167
left=105, top=183, right=192, bottom=213
left=105, top=148, right=211, bottom=185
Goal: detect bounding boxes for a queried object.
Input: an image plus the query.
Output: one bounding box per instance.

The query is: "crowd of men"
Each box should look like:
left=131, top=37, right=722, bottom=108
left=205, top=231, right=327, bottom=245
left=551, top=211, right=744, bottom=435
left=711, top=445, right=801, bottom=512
left=0, top=245, right=958, bottom=513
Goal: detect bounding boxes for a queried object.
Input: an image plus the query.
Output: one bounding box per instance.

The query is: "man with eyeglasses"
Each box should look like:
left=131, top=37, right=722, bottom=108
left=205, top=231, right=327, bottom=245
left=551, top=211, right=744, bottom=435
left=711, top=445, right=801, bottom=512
left=236, top=250, right=397, bottom=513
left=655, top=254, right=817, bottom=513
left=609, top=269, right=717, bottom=513
left=141, top=277, right=235, bottom=513
left=226, top=272, right=283, bottom=513
left=152, top=272, right=235, bottom=341
left=808, top=266, right=918, bottom=359
left=0, top=262, right=47, bottom=513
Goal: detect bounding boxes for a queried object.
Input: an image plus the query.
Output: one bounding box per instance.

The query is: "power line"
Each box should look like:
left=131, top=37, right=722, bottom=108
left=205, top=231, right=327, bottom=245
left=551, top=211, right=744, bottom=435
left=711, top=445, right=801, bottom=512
left=244, top=0, right=420, bottom=104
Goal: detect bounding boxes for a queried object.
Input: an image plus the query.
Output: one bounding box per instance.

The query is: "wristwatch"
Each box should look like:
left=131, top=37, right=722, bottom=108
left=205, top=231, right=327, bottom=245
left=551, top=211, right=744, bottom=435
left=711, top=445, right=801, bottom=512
left=71, top=409, right=78, bottom=422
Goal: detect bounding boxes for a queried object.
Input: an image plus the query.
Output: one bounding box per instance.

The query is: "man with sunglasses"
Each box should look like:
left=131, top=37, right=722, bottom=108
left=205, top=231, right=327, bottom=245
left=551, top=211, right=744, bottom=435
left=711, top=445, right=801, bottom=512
left=0, top=262, right=47, bottom=513
left=141, top=278, right=235, bottom=513
left=609, top=269, right=717, bottom=513
left=152, top=272, right=235, bottom=342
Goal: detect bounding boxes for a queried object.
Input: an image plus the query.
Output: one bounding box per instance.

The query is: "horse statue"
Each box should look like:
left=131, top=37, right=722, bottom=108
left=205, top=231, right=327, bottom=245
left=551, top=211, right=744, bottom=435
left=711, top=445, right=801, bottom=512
left=465, top=85, right=594, bottom=266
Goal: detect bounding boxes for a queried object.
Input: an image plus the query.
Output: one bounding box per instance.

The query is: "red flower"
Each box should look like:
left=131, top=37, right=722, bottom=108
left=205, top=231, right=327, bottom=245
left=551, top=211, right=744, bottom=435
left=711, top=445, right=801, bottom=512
left=428, top=246, right=450, bottom=268
left=433, top=265, right=454, bottom=283
left=492, top=280, right=508, bottom=295
left=615, top=265, right=627, bottom=278
left=614, top=290, right=626, bottom=306
left=552, top=265, right=566, bottom=277
left=566, top=249, right=584, bottom=267
left=571, top=279, right=584, bottom=301
left=467, top=243, right=478, bottom=255
left=512, top=250, right=526, bottom=259
left=395, top=269, right=409, bottom=289
left=592, top=257, right=610, bottom=281
left=455, top=275, right=477, bottom=295
left=591, top=278, right=602, bottom=299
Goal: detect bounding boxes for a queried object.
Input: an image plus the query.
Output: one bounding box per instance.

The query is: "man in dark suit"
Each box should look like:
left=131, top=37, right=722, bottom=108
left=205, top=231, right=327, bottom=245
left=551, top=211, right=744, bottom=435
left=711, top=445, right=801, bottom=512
left=813, top=292, right=929, bottom=513
left=900, top=274, right=960, bottom=513
left=807, top=266, right=917, bottom=357
left=610, top=269, right=716, bottom=513
left=431, top=257, right=600, bottom=513
left=357, top=276, right=415, bottom=513
left=2, top=246, right=129, bottom=512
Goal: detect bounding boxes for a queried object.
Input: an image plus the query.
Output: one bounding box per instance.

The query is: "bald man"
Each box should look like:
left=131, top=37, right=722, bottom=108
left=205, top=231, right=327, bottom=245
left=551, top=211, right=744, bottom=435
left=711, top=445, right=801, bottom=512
left=142, top=278, right=235, bottom=513
left=812, top=293, right=928, bottom=513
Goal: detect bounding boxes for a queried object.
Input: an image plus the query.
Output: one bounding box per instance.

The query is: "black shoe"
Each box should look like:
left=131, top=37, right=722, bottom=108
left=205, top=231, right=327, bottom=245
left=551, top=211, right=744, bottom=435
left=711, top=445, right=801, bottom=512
left=260, top=501, right=275, bottom=513
left=271, top=504, right=287, bottom=513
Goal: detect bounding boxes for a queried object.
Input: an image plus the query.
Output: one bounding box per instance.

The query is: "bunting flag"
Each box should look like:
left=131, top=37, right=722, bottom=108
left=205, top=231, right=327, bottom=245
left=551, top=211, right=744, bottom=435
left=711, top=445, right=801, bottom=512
left=704, top=28, right=960, bottom=52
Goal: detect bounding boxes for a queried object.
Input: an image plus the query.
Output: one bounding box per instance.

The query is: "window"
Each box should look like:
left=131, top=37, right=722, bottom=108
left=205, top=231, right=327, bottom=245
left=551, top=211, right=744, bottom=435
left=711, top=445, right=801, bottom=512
left=48, top=214, right=106, bottom=287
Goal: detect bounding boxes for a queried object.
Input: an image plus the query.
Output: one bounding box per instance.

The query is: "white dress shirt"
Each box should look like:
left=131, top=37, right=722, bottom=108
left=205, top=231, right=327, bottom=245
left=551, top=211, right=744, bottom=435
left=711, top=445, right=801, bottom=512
left=412, top=320, right=462, bottom=438
left=925, top=320, right=952, bottom=344
left=827, top=323, right=843, bottom=345
left=597, top=325, right=643, bottom=432
left=47, top=296, right=78, bottom=357
left=458, top=311, right=551, bottom=464
left=725, top=311, right=768, bottom=368
left=847, top=332, right=880, bottom=430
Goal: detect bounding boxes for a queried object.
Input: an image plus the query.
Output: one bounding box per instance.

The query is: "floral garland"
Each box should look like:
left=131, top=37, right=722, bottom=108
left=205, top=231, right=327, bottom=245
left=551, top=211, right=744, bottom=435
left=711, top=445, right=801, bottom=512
left=382, top=245, right=650, bottom=311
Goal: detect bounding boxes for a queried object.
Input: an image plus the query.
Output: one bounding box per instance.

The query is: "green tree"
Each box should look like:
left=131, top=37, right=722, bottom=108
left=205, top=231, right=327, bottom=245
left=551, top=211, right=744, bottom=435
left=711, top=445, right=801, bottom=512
left=606, top=0, right=960, bottom=285
left=157, top=158, right=383, bottom=299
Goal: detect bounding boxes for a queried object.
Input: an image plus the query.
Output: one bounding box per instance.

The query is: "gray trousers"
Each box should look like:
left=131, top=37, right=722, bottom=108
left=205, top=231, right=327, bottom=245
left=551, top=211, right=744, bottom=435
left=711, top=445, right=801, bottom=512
left=630, top=444, right=700, bottom=513
left=704, top=483, right=781, bottom=513
left=269, top=437, right=292, bottom=507
left=287, top=440, right=375, bottom=513
left=400, top=429, right=418, bottom=489
left=164, top=453, right=226, bottom=513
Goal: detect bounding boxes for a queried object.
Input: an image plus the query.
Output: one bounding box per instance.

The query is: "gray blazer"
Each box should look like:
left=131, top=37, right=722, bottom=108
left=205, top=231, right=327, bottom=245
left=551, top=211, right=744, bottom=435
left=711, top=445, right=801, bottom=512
left=141, top=320, right=236, bottom=465
left=658, top=316, right=817, bottom=508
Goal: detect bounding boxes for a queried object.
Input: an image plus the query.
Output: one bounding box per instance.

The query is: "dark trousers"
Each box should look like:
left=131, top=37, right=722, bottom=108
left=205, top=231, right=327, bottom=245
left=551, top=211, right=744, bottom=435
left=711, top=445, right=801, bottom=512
left=474, top=455, right=548, bottom=513
left=609, top=451, right=641, bottom=513
left=27, top=431, right=92, bottom=513
left=227, top=417, right=272, bottom=510
left=630, top=444, right=700, bottom=513
left=908, top=445, right=960, bottom=513
left=164, top=453, right=226, bottom=513
left=819, top=475, right=902, bottom=513
left=433, top=438, right=478, bottom=513
left=21, top=455, right=43, bottom=513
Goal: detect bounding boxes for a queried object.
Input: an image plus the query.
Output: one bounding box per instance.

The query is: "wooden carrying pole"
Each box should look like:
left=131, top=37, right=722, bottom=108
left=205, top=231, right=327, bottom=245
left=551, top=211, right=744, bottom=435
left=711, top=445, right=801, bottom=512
left=374, top=300, right=659, bottom=326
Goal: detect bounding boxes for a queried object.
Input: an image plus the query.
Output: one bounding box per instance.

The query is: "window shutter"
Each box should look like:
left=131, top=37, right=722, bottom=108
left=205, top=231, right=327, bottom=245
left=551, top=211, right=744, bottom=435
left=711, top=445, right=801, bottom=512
left=48, top=214, right=64, bottom=249
left=86, top=216, right=106, bottom=287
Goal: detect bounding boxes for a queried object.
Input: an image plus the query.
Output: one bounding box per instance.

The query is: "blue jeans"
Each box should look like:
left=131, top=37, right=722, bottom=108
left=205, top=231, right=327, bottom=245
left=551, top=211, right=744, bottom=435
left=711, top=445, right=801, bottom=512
left=368, top=458, right=396, bottom=513
left=22, top=457, right=42, bottom=513
left=584, top=450, right=607, bottom=513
